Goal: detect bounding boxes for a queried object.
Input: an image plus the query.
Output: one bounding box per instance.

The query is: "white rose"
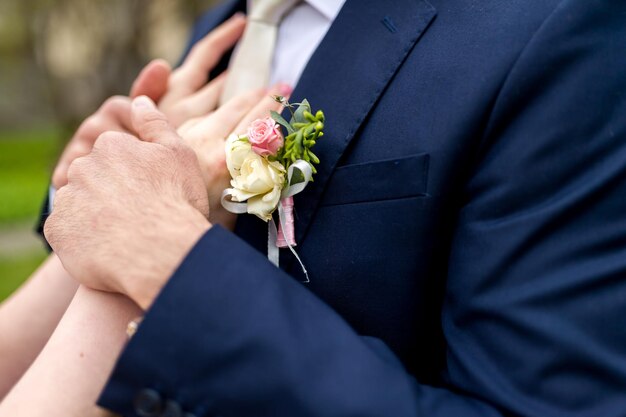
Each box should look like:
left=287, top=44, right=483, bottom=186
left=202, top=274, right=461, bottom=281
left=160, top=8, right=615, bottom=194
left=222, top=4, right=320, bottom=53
left=229, top=152, right=286, bottom=221
left=225, top=134, right=252, bottom=178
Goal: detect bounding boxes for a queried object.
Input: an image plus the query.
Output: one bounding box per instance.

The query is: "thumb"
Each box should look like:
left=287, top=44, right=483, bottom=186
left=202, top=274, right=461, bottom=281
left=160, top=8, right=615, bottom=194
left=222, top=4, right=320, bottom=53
left=131, top=96, right=180, bottom=148
left=130, top=59, right=171, bottom=102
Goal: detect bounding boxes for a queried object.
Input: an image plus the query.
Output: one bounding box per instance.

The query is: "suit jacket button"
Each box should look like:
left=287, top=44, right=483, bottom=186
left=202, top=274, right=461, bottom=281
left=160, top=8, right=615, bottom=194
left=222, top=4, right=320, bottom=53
left=159, top=400, right=183, bottom=417
left=134, top=388, right=163, bottom=417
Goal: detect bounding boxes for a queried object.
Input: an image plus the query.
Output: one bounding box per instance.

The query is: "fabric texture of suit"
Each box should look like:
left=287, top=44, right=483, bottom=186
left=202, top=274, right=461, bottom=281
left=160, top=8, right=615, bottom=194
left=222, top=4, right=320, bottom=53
left=94, top=0, right=626, bottom=415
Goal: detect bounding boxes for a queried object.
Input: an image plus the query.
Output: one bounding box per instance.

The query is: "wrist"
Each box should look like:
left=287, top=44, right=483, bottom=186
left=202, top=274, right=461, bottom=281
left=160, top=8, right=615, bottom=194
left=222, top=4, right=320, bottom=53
left=125, top=203, right=211, bottom=310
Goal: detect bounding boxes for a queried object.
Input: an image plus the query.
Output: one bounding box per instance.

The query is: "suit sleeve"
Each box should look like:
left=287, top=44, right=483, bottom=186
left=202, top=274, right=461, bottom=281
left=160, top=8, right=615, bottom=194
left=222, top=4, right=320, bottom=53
left=98, top=1, right=626, bottom=416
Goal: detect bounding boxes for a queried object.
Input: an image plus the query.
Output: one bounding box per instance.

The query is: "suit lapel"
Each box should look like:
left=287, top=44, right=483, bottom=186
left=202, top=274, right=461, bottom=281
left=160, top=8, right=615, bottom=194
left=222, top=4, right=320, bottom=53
left=235, top=0, right=438, bottom=269
left=179, top=0, right=246, bottom=73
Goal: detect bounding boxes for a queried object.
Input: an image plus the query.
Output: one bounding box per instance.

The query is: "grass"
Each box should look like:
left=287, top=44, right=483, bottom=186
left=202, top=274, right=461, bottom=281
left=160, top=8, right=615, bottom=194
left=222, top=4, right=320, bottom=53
left=0, top=128, right=61, bottom=301
left=0, top=129, right=61, bottom=224
left=0, top=252, right=48, bottom=301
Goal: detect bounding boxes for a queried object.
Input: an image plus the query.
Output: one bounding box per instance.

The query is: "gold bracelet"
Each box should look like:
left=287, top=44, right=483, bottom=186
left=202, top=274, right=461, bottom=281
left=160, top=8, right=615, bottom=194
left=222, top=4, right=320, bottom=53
left=126, top=317, right=144, bottom=339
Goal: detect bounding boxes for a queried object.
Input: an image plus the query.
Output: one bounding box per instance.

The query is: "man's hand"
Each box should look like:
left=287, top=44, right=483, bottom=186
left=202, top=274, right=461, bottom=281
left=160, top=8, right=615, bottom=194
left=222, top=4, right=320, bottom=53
left=45, top=97, right=210, bottom=310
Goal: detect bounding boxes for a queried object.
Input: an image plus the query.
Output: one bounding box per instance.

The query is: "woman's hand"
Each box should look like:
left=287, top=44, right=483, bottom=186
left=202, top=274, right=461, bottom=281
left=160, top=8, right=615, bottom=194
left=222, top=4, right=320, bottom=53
left=51, top=60, right=170, bottom=189
left=177, top=83, right=292, bottom=229
left=52, top=14, right=246, bottom=189
left=0, top=254, right=79, bottom=398
left=148, top=13, right=245, bottom=127
left=0, top=286, right=140, bottom=417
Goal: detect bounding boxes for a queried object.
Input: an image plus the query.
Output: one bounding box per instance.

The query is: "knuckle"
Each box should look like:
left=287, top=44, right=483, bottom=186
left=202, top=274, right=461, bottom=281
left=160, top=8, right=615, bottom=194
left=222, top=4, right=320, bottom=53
left=171, top=104, right=198, bottom=128
left=49, top=186, right=68, bottom=216
left=141, top=108, right=169, bottom=125
left=51, top=166, right=66, bottom=189
left=172, top=102, right=192, bottom=120
left=101, top=95, right=129, bottom=114
left=187, top=39, right=212, bottom=62
left=69, top=139, right=97, bottom=161
left=54, top=184, right=68, bottom=199
left=141, top=112, right=173, bottom=138
left=43, top=206, right=68, bottom=252
left=76, top=115, right=103, bottom=137
left=200, top=30, right=224, bottom=52
left=82, top=114, right=101, bottom=129
left=72, top=139, right=93, bottom=156
left=66, top=156, right=89, bottom=182
left=93, top=131, right=121, bottom=150
left=238, top=89, right=265, bottom=107
left=43, top=214, right=56, bottom=245
left=168, top=70, right=186, bottom=89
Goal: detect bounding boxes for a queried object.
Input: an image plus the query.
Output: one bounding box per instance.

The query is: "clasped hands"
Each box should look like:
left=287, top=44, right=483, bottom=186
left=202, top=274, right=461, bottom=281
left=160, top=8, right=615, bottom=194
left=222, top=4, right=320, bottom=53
left=45, top=15, right=290, bottom=310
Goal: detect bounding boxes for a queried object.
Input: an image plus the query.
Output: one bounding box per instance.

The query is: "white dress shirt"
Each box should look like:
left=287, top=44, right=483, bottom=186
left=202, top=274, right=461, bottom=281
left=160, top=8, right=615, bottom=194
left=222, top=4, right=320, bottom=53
left=267, top=0, right=345, bottom=87
left=49, top=0, right=345, bottom=209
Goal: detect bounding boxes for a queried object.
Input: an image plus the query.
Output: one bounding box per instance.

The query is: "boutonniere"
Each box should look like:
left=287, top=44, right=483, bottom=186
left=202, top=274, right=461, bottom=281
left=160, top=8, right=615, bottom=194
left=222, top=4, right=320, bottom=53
left=221, top=96, right=325, bottom=281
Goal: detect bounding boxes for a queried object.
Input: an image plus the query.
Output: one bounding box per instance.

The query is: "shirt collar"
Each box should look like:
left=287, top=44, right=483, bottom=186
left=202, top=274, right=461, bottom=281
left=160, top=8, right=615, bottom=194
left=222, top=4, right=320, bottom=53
left=246, top=0, right=346, bottom=22
left=306, top=0, right=346, bottom=21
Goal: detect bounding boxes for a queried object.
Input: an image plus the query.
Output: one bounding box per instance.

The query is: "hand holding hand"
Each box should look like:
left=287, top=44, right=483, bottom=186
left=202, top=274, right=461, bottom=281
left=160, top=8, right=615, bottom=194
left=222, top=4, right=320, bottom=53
left=51, top=60, right=170, bottom=189
left=45, top=97, right=210, bottom=310
left=51, top=14, right=246, bottom=189
left=178, top=83, right=291, bottom=229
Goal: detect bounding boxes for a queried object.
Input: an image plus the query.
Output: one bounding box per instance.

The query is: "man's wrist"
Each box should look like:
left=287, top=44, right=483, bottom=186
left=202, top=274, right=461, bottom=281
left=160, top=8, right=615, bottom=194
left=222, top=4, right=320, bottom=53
left=126, top=204, right=211, bottom=311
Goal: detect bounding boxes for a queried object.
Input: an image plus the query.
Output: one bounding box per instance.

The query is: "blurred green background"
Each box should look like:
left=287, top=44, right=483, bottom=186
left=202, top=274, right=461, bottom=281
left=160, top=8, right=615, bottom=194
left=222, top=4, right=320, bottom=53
left=0, top=0, right=217, bottom=301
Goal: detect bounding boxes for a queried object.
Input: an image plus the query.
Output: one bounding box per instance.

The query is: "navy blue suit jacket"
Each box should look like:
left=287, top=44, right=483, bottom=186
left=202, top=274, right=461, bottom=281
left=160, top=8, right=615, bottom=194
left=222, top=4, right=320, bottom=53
left=97, top=0, right=626, bottom=415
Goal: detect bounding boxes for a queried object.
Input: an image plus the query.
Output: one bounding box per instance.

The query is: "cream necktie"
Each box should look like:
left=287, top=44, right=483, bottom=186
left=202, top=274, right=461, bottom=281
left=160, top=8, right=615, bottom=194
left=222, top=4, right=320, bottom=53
left=220, top=0, right=301, bottom=104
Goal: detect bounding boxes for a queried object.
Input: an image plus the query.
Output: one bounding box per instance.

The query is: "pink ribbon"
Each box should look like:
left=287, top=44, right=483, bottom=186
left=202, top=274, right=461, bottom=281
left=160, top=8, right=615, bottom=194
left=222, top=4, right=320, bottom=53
left=276, top=196, right=296, bottom=247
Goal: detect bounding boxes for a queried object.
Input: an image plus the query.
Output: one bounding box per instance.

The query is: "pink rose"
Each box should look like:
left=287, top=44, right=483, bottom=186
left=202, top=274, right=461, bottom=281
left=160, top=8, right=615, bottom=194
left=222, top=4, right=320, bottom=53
left=247, top=117, right=284, bottom=157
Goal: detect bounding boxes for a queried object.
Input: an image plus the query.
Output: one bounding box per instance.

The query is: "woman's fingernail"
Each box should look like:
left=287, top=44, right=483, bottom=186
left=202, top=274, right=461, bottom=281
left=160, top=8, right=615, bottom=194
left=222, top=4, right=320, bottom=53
left=133, top=96, right=155, bottom=109
left=276, top=83, right=293, bottom=96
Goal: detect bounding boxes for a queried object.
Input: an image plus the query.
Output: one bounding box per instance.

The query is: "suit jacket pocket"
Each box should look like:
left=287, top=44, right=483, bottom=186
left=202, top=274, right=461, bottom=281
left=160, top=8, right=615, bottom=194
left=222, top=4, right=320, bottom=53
left=320, top=153, right=429, bottom=206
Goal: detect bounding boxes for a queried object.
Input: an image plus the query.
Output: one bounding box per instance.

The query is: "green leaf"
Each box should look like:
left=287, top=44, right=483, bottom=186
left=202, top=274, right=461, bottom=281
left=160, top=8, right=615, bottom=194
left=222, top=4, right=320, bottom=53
left=293, top=129, right=305, bottom=156
left=304, top=111, right=317, bottom=123
left=289, top=168, right=305, bottom=185
left=291, top=99, right=311, bottom=124
left=271, top=111, right=295, bottom=134
left=308, top=150, right=320, bottom=164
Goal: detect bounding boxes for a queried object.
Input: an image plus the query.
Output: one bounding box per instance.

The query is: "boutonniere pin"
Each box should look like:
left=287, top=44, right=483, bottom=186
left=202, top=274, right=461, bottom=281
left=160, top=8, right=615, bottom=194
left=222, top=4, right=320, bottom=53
left=221, top=97, right=325, bottom=281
